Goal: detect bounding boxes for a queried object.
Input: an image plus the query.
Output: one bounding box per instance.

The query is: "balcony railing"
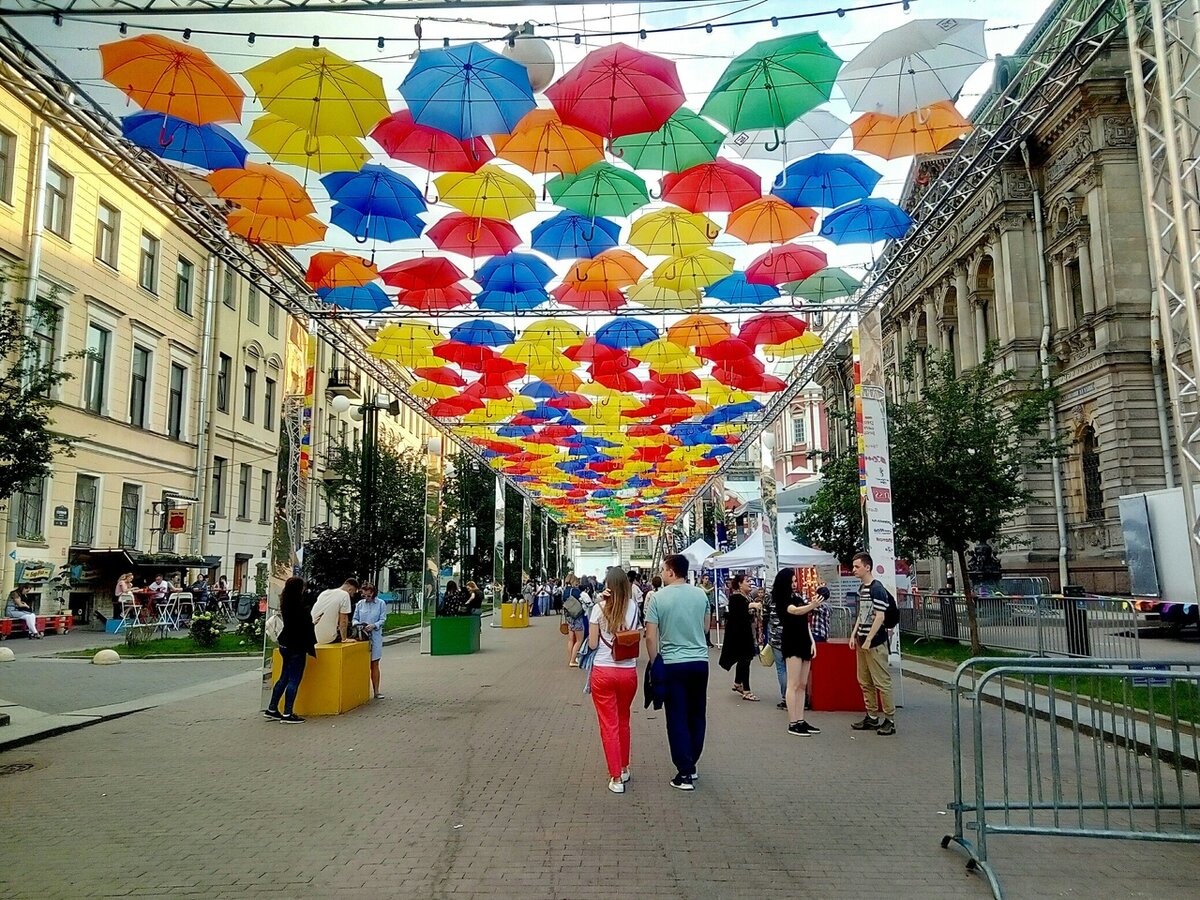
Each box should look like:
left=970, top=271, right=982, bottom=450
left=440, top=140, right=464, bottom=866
left=326, top=367, right=361, bottom=399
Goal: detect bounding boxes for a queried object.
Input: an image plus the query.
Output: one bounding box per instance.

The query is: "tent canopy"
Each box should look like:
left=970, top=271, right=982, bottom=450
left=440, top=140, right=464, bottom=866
left=705, top=525, right=838, bottom=569
left=778, top=531, right=838, bottom=567
left=681, top=537, right=717, bottom=571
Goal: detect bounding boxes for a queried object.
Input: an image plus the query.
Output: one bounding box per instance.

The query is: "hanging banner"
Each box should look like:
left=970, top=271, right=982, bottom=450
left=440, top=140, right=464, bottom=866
left=760, top=436, right=778, bottom=576
left=852, top=325, right=867, bottom=501
left=166, top=507, right=189, bottom=534
left=300, top=333, right=317, bottom=479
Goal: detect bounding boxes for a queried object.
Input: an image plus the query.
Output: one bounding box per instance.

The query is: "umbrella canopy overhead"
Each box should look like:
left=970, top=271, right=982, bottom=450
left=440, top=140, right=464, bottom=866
left=400, top=42, right=535, bottom=140
left=851, top=100, right=972, bottom=160
left=249, top=114, right=368, bottom=172
left=531, top=210, right=621, bottom=260
left=493, top=108, right=604, bottom=175
left=771, top=153, right=882, bottom=209
left=369, top=109, right=494, bottom=172
left=611, top=109, right=725, bottom=173
left=819, top=197, right=914, bottom=244
left=546, top=162, right=649, bottom=219
left=725, top=109, right=848, bottom=160
left=661, top=158, right=762, bottom=213
left=123, top=112, right=247, bottom=170
left=101, top=34, right=244, bottom=125
left=255, top=48, right=389, bottom=137
left=426, top=213, right=520, bottom=257
left=435, top=166, right=537, bottom=220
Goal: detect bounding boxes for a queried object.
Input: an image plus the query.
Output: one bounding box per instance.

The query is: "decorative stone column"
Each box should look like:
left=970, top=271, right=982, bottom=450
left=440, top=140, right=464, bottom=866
left=975, top=299, right=989, bottom=358
left=955, top=266, right=975, bottom=366
left=1051, top=255, right=1070, bottom=332
left=990, top=234, right=1012, bottom=347
left=1076, top=237, right=1096, bottom=317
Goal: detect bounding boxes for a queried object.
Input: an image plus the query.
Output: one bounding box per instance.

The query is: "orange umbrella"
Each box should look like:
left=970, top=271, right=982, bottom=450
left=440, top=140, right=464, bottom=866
left=100, top=34, right=244, bottom=125
left=851, top=100, right=972, bottom=160
left=305, top=252, right=379, bottom=290
left=227, top=209, right=326, bottom=246
left=540, top=370, right=584, bottom=392
left=208, top=163, right=315, bottom=218
left=567, top=249, right=647, bottom=291
left=667, top=313, right=731, bottom=348
left=726, top=197, right=817, bottom=245
left=493, top=109, right=605, bottom=175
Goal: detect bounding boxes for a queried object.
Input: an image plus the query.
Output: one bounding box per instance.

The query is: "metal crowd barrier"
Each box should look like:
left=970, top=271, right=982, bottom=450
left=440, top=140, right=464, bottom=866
left=897, top=591, right=1142, bottom=658
left=944, top=657, right=1200, bottom=899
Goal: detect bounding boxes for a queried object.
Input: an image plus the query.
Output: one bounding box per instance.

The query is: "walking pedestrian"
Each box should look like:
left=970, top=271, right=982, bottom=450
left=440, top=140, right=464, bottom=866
left=775, top=568, right=826, bottom=736
left=563, top=575, right=587, bottom=667
left=353, top=583, right=387, bottom=699
left=701, top=575, right=716, bottom=647
left=719, top=572, right=760, bottom=701
left=264, top=576, right=316, bottom=724
left=849, top=551, right=897, bottom=736
left=645, top=554, right=709, bottom=791
left=587, top=568, right=641, bottom=794
left=763, top=577, right=788, bottom=709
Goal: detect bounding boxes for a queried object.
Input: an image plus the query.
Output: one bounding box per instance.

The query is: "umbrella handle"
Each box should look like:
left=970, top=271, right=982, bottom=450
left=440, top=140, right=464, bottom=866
left=705, top=224, right=720, bottom=240
left=466, top=219, right=483, bottom=244
left=573, top=265, right=588, bottom=282
left=648, top=185, right=662, bottom=200
left=157, top=122, right=175, bottom=149
left=763, top=130, right=782, bottom=153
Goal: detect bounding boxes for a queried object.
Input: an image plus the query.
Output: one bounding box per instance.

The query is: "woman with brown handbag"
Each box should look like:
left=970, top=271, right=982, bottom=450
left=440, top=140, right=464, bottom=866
left=587, top=568, right=641, bottom=794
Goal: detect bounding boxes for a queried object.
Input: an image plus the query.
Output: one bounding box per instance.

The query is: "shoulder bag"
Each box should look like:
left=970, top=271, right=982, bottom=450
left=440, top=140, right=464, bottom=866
left=757, top=642, right=775, bottom=667
left=599, top=604, right=642, bottom=661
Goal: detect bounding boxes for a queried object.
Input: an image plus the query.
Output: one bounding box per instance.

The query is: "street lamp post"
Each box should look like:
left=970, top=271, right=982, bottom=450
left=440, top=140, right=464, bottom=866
left=331, top=391, right=399, bottom=585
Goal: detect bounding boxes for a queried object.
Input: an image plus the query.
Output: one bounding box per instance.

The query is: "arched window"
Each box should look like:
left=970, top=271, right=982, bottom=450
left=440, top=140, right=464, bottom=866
left=1082, top=426, right=1104, bottom=521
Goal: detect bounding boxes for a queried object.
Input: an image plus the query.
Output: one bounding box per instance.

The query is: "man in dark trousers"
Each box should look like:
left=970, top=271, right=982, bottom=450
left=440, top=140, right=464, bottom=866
left=645, top=554, right=710, bottom=791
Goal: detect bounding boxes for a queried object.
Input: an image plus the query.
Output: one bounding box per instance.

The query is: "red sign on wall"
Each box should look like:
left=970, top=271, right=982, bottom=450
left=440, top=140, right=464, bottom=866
left=166, top=508, right=189, bottom=534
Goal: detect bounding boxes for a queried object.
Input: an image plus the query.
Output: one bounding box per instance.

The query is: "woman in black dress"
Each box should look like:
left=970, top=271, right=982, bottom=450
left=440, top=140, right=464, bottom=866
left=719, top=572, right=762, bottom=701
left=772, top=568, right=826, bottom=736
left=264, top=576, right=316, bottom=724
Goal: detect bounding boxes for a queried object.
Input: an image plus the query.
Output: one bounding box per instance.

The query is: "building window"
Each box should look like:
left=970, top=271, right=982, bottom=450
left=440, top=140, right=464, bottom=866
left=167, top=363, right=185, bottom=439
left=248, top=285, right=260, bottom=324
left=31, top=303, right=59, bottom=395
left=15, top=478, right=45, bottom=541
left=1066, top=259, right=1085, bottom=325
left=1082, top=426, right=1104, bottom=522
left=633, top=536, right=650, bottom=555
left=119, top=483, right=140, bottom=549
left=95, top=201, right=120, bottom=268
left=83, top=323, right=110, bottom=414
left=129, top=345, right=150, bottom=428
left=259, top=470, right=273, bottom=524
left=211, top=457, right=226, bottom=515
left=138, top=232, right=160, bottom=293
left=242, top=366, right=256, bottom=423
left=72, top=474, right=98, bottom=547
left=792, top=415, right=807, bottom=445
left=0, top=128, right=14, bottom=204
left=222, top=265, right=236, bottom=308
left=263, top=377, right=276, bottom=431
left=267, top=297, right=279, bottom=337
left=175, top=257, right=194, bottom=315
left=44, top=163, right=72, bottom=238
left=237, top=464, right=251, bottom=519
left=216, top=353, right=231, bottom=413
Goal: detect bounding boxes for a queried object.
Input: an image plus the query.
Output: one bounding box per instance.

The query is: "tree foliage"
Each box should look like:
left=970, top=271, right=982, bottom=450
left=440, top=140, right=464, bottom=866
left=789, top=411, right=863, bottom=567
left=439, top=452, right=497, bottom=587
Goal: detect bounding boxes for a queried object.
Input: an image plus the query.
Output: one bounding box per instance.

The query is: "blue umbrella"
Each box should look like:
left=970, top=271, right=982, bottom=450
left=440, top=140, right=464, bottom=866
left=557, top=460, right=590, bottom=474
left=122, top=112, right=246, bottom=170
left=702, top=400, right=763, bottom=426
left=498, top=424, right=534, bottom=438
left=399, top=42, right=536, bottom=140
left=525, top=402, right=564, bottom=422
left=574, top=470, right=603, bottom=481
left=595, top=317, right=660, bottom=350
left=316, top=283, right=390, bottom=312
left=450, top=320, right=515, bottom=347
left=557, top=412, right=584, bottom=427
left=520, top=381, right=563, bottom=400
left=592, top=489, right=615, bottom=499
left=475, top=288, right=549, bottom=313
left=704, top=445, right=735, bottom=458
left=329, top=204, right=425, bottom=243
left=705, top=272, right=781, bottom=305
left=672, top=424, right=720, bottom=446
left=551, top=481, right=576, bottom=490
left=322, top=164, right=427, bottom=218
left=819, top=197, right=913, bottom=244
left=511, top=475, right=538, bottom=483
left=530, top=211, right=621, bottom=260
left=626, top=476, right=652, bottom=488
left=771, top=153, right=881, bottom=209
left=475, top=252, right=556, bottom=292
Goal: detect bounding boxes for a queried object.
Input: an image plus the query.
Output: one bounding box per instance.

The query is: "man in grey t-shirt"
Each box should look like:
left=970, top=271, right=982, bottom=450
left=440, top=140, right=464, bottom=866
left=849, top=552, right=895, bottom=735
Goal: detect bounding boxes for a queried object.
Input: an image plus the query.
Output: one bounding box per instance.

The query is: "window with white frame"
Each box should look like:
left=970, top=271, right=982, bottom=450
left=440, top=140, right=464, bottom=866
left=247, top=285, right=260, bottom=324
left=216, top=353, right=231, bottom=412
left=138, top=232, right=160, bottom=293
left=267, top=296, right=279, bottom=337
left=72, top=474, right=98, bottom=547
left=259, top=469, right=273, bottom=524
left=263, top=377, right=276, bottom=431
left=0, top=128, right=14, bottom=204
left=167, top=363, right=186, bottom=439
left=242, top=366, right=255, bottom=423
left=175, top=257, right=194, bottom=315
left=211, top=457, right=226, bottom=515
left=237, top=464, right=251, bottom=519
left=792, top=415, right=807, bottom=445
left=31, top=302, right=59, bottom=396
left=118, top=483, right=141, bottom=549
left=129, top=345, right=151, bottom=428
left=83, top=323, right=110, bottom=414
left=222, top=265, right=236, bottom=308
left=95, top=201, right=120, bottom=268
left=44, top=163, right=72, bottom=237
left=16, top=478, right=45, bottom=541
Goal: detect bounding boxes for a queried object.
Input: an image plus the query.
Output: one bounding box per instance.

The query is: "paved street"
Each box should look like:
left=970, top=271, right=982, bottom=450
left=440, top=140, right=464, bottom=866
left=1, top=620, right=1197, bottom=899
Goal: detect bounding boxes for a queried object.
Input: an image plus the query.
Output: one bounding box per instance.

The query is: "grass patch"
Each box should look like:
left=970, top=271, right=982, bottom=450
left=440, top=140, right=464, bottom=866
left=901, top=635, right=1023, bottom=665
left=61, top=632, right=260, bottom=658
left=383, top=605, right=493, bottom=633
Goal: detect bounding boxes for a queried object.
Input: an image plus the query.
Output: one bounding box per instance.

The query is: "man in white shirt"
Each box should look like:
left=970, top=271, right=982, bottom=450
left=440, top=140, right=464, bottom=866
left=312, top=578, right=360, bottom=645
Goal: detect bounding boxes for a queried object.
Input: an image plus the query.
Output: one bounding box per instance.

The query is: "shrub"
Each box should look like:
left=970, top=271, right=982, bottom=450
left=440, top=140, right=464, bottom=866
left=237, top=617, right=264, bottom=644
left=190, top=611, right=223, bottom=648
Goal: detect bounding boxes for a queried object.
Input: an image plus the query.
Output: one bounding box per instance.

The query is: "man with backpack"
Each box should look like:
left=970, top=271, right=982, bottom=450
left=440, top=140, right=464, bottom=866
left=848, top=551, right=897, bottom=736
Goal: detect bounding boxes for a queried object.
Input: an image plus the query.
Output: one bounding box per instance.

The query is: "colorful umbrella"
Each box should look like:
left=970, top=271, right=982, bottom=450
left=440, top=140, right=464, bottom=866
left=400, top=42, right=535, bottom=140
left=726, top=196, right=817, bottom=244
left=451, top=320, right=516, bottom=347
left=322, top=165, right=426, bottom=219
left=700, top=32, right=841, bottom=133
left=785, top=266, right=861, bottom=302
left=771, top=153, right=881, bottom=208
left=652, top=250, right=735, bottom=292
left=851, top=100, right=971, bottom=160
left=667, top=314, right=733, bottom=349
left=628, top=207, right=718, bottom=256
left=531, top=211, right=620, bottom=260
left=725, top=109, right=848, bottom=160
left=394, top=284, right=474, bottom=311
left=492, top=109, right=604, bottom=175
left=255, top=50, right=389, bottom=137
left=426, top=213, right=520, bottom=258
left=546, top=162, right=649, bottom=219
left=738, top=312, right=808, bottom=346
left=764, top=332, right=824, bottom=358
left=661, top=159, right=761, bottom=213
left=705, top=272, right=780, bottom=305
left=329, top=205, right=425, bottom=243
left=595, top=318, right=660, bottom=350
left=475, top=252, right=556, bottom=292
left=611, top=109, right=725, bottom=173
left=226, top=209, right=326, bottom=246
left=545, top=43, right=685, bottom=139
left=520, top=319, right=586, bottom=347
left=248, top=113, right=368, bottom=172
left=435, top=166, right=536, bottom=220
left=568, top=249, right=647, bottom=291
left=552, top=283, right=625, bottom=311
left=208, top=163, right=315, bottom=217
left=306, top=252, right=378, bottom=289
left=122, top=112, right=246, bottom=169
left=379, top=257, right=466, bottom=290
left=369, top=109, right=493, bottom=172
left=626, top=279, right=702, bottom=311
left=819, top=197, right=913, bottom=244
left=316, top=284, right=390, bottom=312
left=101, top=34, right=244, bottom=125
left=632, top=339, right=702, bottom=374
left=435, top=340, right=497, bottom=371
left=745, top=244, right=827, bottom=285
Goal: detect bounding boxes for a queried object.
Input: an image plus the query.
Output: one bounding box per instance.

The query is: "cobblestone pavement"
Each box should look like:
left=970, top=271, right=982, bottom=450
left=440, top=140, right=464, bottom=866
left=1, top=621, right=1196, bottom=899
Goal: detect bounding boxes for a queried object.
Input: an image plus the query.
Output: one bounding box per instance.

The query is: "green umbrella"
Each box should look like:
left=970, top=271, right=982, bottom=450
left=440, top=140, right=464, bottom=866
left=546, top=161, right=649, bottom=218
left=700, top=32, right=842, bottom=136
left=784, top=266, right=861, bottom=303
left=611, top=109, right=725, bottom=173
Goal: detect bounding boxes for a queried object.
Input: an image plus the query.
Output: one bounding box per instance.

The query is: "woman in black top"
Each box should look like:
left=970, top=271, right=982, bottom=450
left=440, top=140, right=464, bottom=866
left=772, top=568, right=826, bottom=737
left=719, top=572, right=762, bottom=701
left=264, top=576, right=316, bottom=724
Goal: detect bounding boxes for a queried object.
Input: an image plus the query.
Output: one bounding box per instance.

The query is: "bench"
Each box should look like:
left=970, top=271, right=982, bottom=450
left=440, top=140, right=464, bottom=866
left=0, top=613, right=74, bottom=639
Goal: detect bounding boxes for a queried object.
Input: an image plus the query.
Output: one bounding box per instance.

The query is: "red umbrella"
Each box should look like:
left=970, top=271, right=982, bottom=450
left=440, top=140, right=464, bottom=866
left=632, top=444, right=675, bottom=463
left=540, top=424, right=580, bottom=440
left=434, top=340, right=497, bottom=372
left=413, top=366, right=466, bottom=387
left=380, top=257, right=466, bottom=290
left=718, top=369, right=788, bottom=392
left=545, top=43, right=685, bottom=140
left=589, top=460, right=624, bottom=474
left=552, top=283, right=626, bottom=312
left=738, top=312, right=809, bottom=346
left=427, top=397, right=479, bottom=417
left=479, top=357, right=527, bottom=384
left=426, top=213, right=521, bottom=258
left=370, top=110, right=493, bottom=173
left=591, top=368, right=642, bottom=392
left=460, top=380, right=511, bottom=401
left=477, top=438, right=522, bottom=454
left=567, top=489, right=589, bottom=499
left=696, top=338, right=754, bottom=363
left=713, top=354, right=766, bottom=377
left=745, top=244, right=827, bottom=285
left=648, top=370, right=701, bottom=392
left=564, top=337, right=624, bottom=363
left=695, top=457, right=720, bottom=469
left=627, top=424, right=665, bottom=437
left=394, top=284, right=473, bottom=311
left=590, top=351, right=637, bottom=374
left=661, top=159, right=761, bottom=213
left=546, top=392, right=591, bottom=410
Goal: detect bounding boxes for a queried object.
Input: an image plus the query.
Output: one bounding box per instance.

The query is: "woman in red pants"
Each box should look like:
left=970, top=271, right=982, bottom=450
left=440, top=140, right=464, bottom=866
left=587, top=568, right=641, bottom=794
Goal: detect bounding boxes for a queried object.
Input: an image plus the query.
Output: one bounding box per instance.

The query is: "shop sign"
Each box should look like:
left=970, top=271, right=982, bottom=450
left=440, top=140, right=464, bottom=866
left=53, top=505, right=69, bottom=527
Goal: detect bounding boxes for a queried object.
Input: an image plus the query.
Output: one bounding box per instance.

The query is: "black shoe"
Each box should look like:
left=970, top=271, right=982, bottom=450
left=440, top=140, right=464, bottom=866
left=787, top=721, right=810, bottom=736
left=262, top=709, right=283, bottom=721
left=280, top=714, right=305, bottom=724
left=670, top=774, right=695, bottom=791
left=876, top=719, right=896, bottom=736
left=851, top=715, right=881, bottom=731
left=776, top=700, right=788, bottom=710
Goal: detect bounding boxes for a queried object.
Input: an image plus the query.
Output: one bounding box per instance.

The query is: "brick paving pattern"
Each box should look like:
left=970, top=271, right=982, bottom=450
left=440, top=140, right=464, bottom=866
left=0, top=622, right=1196, bottom=899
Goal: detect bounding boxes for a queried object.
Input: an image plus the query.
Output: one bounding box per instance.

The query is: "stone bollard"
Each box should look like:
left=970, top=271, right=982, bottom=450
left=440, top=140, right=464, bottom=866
left=0, top=646, right=14, bottom=662
left=92, top=648, right=121, bottom=665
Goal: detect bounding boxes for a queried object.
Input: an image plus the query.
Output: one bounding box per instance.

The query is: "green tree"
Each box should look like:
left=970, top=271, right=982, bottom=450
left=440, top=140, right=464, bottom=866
left=888, top=343, right=1060, bottom=652
left=439, top=453, right=496, bottom=587
left=788, top=442, right=864, bottom=568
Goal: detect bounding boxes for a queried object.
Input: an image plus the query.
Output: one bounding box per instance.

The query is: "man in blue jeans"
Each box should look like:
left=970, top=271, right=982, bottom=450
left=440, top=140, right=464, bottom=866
left=645, top=554, right=710, bottom=791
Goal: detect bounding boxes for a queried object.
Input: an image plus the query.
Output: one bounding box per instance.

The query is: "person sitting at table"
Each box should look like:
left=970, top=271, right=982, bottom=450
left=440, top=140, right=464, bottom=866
left=190, top=574, right=212, bottom=612
left=114, top=573, right=135, bottom=620
left=5, top=584, right=42, bottom=639
left=147, top=574, right=173, bottom=605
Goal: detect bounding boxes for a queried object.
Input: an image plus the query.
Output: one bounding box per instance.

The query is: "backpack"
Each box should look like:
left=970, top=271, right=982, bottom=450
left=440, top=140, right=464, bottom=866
left=562, top=594, right=585, bottom=619
left=883, top=592, right=900, bottom=629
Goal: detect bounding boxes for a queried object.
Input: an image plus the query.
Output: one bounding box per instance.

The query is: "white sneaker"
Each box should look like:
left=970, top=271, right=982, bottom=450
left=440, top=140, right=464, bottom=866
left=620, top=768, right=631, bottom=783
left=608, top=778, right=625, bottom=794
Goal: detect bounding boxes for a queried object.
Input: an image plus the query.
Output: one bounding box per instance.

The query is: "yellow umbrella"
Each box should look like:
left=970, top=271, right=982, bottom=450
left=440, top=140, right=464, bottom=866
left=367, top=322, right=444, bottom=363
left=626, top=278, right=702, bottom=311
left=764, top=332, right=823, bottom=358
left=629, top=207, right=719, bottom=256
left=632, top=338, right=702, bottom=374
left=653, top=250, right=735, bottom=292
left=410, top=380, right=459, bottom=400
left=518, top=318, right=585, bottom=347
left=254, top=49, right=389, bottom=137
left=435, top=166, right=536, bottom=220
left=527, top=355, right=578, bottom=378
left=247, top=113, right=369, bottom=172
left=502, top=340, right=561, bottom=368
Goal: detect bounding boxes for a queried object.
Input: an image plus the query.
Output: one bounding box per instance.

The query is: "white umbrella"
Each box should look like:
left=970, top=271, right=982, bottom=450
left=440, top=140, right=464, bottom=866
left=725, top=109, right=848, bottom=161
left=837, top=18, right=988, bottom=117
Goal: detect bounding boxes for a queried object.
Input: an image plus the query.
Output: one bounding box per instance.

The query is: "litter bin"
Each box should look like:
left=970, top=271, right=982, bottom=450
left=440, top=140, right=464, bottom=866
left=1062, top=585, right=1091, bottom=656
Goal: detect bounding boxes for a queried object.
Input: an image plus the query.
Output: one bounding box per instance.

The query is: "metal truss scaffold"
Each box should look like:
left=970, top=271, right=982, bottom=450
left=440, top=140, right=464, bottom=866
left=282, top=395, right=307, bottom=568
left=0, top=0, right=657, bottom=16
left=1125, top=0, right=1200, bottom=590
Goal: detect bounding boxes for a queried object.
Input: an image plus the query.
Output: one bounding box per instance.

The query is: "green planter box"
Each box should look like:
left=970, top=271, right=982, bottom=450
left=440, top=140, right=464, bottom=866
left=430, top=615, right=481, bottom=656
